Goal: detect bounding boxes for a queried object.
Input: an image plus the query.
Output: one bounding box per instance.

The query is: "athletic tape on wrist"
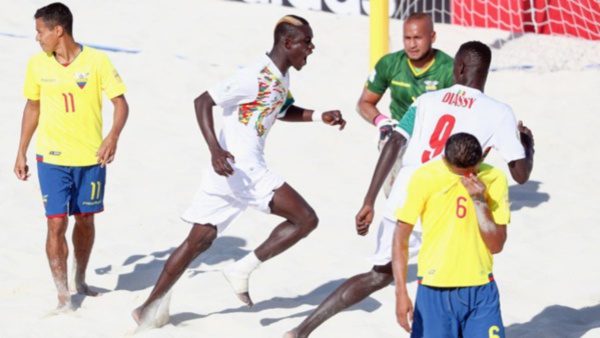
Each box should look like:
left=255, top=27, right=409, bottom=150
left=312, top=110, right=323, bottom=122
left=373, top=113, right=389, bottom=126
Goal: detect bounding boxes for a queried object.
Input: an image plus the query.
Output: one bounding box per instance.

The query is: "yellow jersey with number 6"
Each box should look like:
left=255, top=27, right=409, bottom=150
left=395, top=160, right=510, bottom=287
left=24, top=45, right=126, bottom=166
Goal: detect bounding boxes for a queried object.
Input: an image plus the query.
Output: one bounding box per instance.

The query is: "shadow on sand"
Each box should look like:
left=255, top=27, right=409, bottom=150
left=507, top=303, right=600, bottom=337
left=94, top=236, right=250, bottom=292
left=509, top=180, right=549, bottom=211
left=169, top=263, right=418, bottom=327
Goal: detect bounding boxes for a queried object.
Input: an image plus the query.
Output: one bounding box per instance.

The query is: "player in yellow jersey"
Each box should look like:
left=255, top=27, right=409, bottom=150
left=13, top=2, right=129, bottom=310
left=393, top=133, right=508, bottom=337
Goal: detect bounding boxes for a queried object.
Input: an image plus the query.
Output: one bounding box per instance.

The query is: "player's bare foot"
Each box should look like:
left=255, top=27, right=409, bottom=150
left=132, top=306, right=144, bottom=326
left=45, top=294, right=73, bottom=316
left=132, top=305, right=157, bottom=334
left=222, top=267, right=254, bottom=307
left=57, top=293, right=72, bottom=310
left=74, top=282, right=100, bottom=297
left=132, top=295, right=171, bottom=331
left=283, top=329, right=299, bottom=338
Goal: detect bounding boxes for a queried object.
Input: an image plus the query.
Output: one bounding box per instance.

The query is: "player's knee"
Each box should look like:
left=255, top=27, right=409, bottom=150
left=188, top=224, right=218, bottom=253
left=301, top=208, right=319, bottom=236
left=47, top=218, right=68, bottom=236
left=370, top=266, right=394, bottom=286
left=74, top=214, right=94, bottom=227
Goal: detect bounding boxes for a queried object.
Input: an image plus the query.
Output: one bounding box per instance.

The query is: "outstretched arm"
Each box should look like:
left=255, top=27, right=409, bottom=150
left=14, top=99, right=40, bottom=181
left=194, top=91, right=235, bottom=176
left=355, top=131, right=406, bottom=235
left=280, top=105, right=346, bottom=130
left=461, top=175, right=507, bottom=254
left=508, top=121, right=535, bottom=184
left=392, top=221, right=414, bottom=333
left=96, top=94, right=129, bottom=167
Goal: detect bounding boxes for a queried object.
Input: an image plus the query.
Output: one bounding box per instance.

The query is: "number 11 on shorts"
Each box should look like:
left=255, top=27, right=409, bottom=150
left=90, top=181, right=101, bottom=200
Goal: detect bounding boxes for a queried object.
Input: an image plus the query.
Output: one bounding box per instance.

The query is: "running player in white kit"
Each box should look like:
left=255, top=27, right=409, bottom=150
left=285, top=41, right=534, bottom=338
left=132, top=15, right=346, bottom=330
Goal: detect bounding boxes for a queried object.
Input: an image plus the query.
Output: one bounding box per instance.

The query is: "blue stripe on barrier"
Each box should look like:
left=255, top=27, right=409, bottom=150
left=0, top=32, right=29, bottom=38
left=2, top=32, right=597, bottom=70
left=490, top=65, right=535, bottom=71
left=83, top=43, right=140, bottom=54
left=0, top=32, right=140, bottom=54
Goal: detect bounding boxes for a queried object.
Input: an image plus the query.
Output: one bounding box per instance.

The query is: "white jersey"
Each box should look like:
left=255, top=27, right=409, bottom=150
left=207, top=54, right=294, bottom=190
left=383, top=84, right=525, bottom=221
left=396, top=84, right=525, bottom=167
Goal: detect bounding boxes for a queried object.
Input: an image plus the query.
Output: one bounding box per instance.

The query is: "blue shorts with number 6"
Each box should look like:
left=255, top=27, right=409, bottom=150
left=411, top=279, right=504, bottom=338
left=37, top=162, right=106, bottom=218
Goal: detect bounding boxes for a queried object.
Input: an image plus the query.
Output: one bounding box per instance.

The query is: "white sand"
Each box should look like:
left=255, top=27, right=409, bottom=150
left=1, top=0, right=600, bottom=337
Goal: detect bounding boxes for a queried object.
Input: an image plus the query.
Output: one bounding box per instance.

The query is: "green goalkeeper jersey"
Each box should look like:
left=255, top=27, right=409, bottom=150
left=365, top=49, right=454, bottom=121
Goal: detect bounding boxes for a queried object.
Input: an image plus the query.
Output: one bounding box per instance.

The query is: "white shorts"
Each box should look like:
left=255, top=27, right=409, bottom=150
left=371, top=217, right=422, bottom=266
left=371, top=165, right=422, bottom=265
left=181, top=168, right=285, bottom=233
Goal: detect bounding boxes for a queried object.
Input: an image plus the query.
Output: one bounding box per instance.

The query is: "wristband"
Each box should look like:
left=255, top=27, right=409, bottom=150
left=373, top=113, right=389, bottom=126
left=312, top=110, right=323, bottom=122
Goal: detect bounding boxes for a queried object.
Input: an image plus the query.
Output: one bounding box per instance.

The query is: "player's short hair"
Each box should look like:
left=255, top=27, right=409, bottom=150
left=445, top=133, right=482, bottom=168
left=34, top=2, right=73, bottom=36
left=274, top=15, right=309, bottom=43
left=456, top=41, right=492, bottom=70
left=405, top=12, right=434, bottom=31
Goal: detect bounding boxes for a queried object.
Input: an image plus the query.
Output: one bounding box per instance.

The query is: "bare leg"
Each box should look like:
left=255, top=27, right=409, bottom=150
left=223, top=183, right=318, bottom=306
left=285, top=264, right=393, bottom=338
left=132, top=223, right=217, bottom=327
left=256, top=183, right=318, bottom=260
left=71, top=214, right=98, bottom=296
left=46, top=216, right=71, bottom=309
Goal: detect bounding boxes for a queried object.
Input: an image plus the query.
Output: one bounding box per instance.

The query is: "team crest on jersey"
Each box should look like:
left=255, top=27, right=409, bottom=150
left=424, top=80, right=439, bottom=92
left=74, top=72, right=89, bottom=89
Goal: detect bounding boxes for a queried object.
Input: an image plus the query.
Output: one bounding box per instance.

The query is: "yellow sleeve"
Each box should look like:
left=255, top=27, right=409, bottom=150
left=395, top=169, right=427, bottom=225
left=486, top=170, right=510, bottom=225
left=23, top=56, right=40, bottom=100
left=98, top=52, right=126, bottom=99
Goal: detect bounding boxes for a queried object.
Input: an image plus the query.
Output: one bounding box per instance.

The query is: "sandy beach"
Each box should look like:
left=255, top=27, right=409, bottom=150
left=1, top=0, right=600, bottom=337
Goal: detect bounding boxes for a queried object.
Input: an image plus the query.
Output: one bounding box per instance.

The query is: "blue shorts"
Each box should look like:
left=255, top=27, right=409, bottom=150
left=37, top=162, right=106, bottom=218
left=411, top=279, right=504, bottom=338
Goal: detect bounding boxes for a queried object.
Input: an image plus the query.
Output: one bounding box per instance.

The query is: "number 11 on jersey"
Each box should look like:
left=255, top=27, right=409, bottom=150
left=62, top=92, right=75, bottom=112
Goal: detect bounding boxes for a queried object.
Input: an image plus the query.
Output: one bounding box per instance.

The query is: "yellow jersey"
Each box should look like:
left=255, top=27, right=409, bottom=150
left=24, top=45, right=126, bottom=166
left=395, top=160, right=510, bottom=287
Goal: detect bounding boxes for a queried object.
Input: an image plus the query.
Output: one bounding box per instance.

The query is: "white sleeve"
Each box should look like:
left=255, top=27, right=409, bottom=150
left=207, top=69, right=257, bottom=109
left=493, top=107, right=526, bottom=163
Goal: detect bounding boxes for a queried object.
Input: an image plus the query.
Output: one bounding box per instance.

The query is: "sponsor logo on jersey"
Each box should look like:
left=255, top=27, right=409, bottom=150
left=441, top=90, right=476, bottom=109
left=41, top=78, right=59, bottom=83
left=49, top=151, right=61, bottom=156
left=424, top=80, right=439, bottom=92
left=74, top=72, right=89, bottom=89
